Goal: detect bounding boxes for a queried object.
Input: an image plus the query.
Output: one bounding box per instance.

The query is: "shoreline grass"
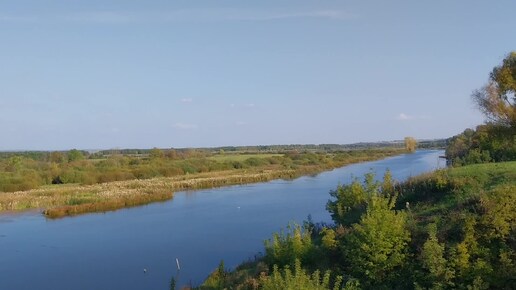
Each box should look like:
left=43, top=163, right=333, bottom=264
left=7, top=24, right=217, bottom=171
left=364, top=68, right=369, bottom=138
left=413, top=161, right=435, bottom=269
left=0, top=149, right=406, bottom=218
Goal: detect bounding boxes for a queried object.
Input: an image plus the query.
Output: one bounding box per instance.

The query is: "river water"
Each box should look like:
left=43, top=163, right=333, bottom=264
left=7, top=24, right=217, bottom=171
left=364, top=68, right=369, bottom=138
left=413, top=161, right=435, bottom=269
left=0, top=150, right=445, bottom=289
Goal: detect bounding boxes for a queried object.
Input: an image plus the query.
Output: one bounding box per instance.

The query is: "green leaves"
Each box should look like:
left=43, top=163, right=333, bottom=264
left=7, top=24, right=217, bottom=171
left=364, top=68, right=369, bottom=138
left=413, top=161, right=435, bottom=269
left=490, top=51, right=516, bottom=100
left=327, top=171, right=397, bottom=227
left=420, top=224, right=455, bottom=289
left=260, top=260, right=341, bottom=290
left=342, top=194, right=410, bottom=287
left=264, top=223, right=313, bottom=268
left=474, top=51, right=516, bottom=128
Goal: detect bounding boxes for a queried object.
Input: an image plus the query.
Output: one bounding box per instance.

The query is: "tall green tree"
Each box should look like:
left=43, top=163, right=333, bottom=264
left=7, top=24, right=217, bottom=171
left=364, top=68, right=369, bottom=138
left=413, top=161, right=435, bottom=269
left=67, top=149, right=84, bottom=162
left=420, top=224, right=454, bottom=289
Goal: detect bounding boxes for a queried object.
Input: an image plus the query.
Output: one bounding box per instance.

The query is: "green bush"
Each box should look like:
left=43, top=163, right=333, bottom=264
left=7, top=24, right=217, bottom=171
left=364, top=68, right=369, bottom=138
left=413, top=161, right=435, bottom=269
left=264, top=223, right=313, bottom=268
left=260, top=260, right=343, bottom=290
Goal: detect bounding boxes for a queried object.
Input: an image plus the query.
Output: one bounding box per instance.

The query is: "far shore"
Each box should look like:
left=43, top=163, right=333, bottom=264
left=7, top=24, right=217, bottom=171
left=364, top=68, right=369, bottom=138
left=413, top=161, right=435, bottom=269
left=0, top=150, right=406, bottom=218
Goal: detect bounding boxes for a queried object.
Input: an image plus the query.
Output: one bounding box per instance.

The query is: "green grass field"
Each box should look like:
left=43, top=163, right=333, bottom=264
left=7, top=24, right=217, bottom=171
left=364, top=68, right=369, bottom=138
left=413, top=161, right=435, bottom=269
left=447, top=161, right=516, bottom=188
left=399, top=161, right=516, bottom=228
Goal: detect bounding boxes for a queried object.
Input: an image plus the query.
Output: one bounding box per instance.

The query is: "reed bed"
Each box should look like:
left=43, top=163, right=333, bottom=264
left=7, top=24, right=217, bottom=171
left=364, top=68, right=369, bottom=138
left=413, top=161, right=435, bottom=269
left=0, top=169, right=297, bottom=218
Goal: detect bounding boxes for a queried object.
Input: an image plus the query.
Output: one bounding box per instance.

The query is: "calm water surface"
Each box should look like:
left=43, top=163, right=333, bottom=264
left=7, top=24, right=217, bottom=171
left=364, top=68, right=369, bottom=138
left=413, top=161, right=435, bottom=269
left=0, top=150, right=445, bottom=289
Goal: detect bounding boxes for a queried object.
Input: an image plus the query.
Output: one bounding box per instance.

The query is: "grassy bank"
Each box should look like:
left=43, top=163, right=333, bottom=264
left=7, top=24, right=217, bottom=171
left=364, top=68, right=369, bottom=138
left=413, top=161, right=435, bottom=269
left=0, top=149, right=405, bottom=218
left=197, top=161, right=516, bottom=290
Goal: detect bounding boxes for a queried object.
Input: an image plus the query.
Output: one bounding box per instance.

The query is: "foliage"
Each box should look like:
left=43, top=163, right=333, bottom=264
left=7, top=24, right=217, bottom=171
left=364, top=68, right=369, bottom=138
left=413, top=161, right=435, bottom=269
left=326, top=176, right=369, bottom=226
left=260, top=260, right=343, bottom=290
left=419, top=224, right=455, bottom=289
left=67, top=149, right=85, bottom=162
left=320, top=227, right=338, bottom=251
left=479, top=184, right=516, bottom=239
left=405, top=137, right=418, bottom=152
left=264, top=223, right=313, bottom=268
left=342, top=194, right=410, bottom=288
left=327, top=171, right=394, bottom=227
left=200, top=260, right=227, bottom=290
left=0, top=148, right=403, bottom=194
left=445, top=126, right=515, bottom=166
left=398, top=162, right=516, bottom=289
left=472, top=51, right=516, bottom=128
left=149, top=147, right=165, bottom=159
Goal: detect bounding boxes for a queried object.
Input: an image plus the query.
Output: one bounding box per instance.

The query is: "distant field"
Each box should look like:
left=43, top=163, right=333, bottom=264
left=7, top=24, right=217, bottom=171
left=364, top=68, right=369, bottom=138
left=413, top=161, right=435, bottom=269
left=208, top=154, right=284, bottom=162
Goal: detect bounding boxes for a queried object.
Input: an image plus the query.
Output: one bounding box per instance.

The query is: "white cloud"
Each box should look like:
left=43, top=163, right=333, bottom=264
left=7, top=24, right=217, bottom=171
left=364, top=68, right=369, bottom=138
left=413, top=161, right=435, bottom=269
left=396, top=113, right=413, bottom=121
left=395, top=113, right=432, bottom=121
left=244, top=103, right=255, bottom=108
left=172, top=122, right=198, bottom=130
left=180, top=98, right=193, bottom=103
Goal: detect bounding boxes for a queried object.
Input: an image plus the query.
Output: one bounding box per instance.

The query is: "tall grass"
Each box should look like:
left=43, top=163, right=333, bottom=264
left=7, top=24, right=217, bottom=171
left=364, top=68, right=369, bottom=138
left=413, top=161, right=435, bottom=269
left=44, top=191, right=172, bottom=218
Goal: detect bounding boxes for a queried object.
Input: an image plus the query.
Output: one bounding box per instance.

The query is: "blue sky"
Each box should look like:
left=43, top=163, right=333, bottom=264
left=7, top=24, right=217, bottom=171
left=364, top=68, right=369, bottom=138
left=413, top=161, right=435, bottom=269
left=1, top=0, right=515, bottom=150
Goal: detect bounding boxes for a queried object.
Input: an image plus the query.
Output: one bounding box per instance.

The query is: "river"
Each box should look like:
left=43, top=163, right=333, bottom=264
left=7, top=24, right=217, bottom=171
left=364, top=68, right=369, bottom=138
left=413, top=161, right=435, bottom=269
left=0, top=150, right=445, bottom=289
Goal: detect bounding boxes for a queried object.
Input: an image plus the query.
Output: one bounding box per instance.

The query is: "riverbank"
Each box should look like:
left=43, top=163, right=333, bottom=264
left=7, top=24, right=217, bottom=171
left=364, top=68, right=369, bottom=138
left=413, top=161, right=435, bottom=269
left=198, top=161, right=516, bottom=289
left=0, top=149, right=405, bottom=218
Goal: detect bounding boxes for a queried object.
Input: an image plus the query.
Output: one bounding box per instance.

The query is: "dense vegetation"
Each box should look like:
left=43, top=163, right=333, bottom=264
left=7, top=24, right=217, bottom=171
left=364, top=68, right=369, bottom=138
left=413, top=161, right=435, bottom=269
left=0, top=147, right=407, bottom=217
left=199, top=163, right=515, bottom=290
left=445, top=125, right=515, bottom=166
left=0, top=147, right=404, bottom=193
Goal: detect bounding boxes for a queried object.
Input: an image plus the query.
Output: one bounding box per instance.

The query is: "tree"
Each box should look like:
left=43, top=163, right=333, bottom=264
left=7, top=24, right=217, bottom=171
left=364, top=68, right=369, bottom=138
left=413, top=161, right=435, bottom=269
left=472, top=51, right=516, bottom=128
left=49, top=151, right=66, bottom=163
left=420, top=224, right=454, bottom=289
left=342, top=194, right=411, bottom=288
left=404, top=137, right=417, bottom=152
left=264, top=223, right=313, bottom=267
left=150, top=147, right=164, bottom=159
left=67, top=149, right=84, bottom=162
left=327, top=171, right=395, bottom=227
left=326, top=173, right=373, bottom=227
